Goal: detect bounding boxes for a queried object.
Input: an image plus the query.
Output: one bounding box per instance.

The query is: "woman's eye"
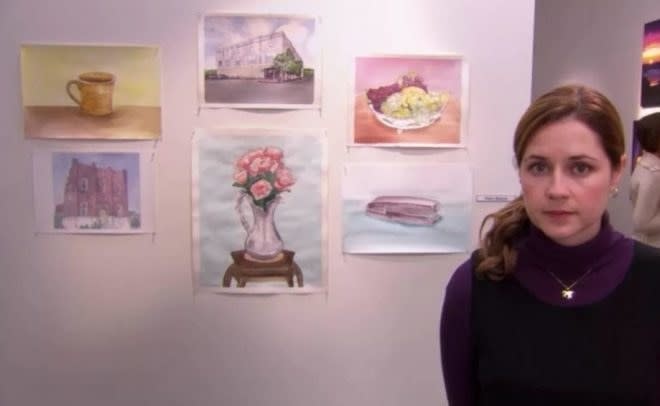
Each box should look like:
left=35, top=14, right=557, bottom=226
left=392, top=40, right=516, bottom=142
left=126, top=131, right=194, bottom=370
left=527, top=162, right=547, bottom=175
left=571, top=162, right=592, bottom=175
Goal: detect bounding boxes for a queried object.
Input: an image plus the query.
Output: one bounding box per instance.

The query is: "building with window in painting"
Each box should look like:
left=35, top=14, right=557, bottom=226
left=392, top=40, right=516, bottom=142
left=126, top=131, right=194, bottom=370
left=215, top=31, right=303, bottom=80
left=55, top=158, right=132, bottom=229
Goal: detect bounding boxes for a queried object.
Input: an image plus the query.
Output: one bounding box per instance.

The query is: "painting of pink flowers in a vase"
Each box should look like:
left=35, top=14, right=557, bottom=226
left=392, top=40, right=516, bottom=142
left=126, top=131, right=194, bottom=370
left=192, top=128, right=325, bottom=294
left=232, top=147, right=296, bottom=261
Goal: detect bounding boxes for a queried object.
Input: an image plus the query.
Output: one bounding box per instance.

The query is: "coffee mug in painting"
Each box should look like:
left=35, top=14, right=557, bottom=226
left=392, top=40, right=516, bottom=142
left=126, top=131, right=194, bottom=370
left=66, top=72, right=115, bottom=116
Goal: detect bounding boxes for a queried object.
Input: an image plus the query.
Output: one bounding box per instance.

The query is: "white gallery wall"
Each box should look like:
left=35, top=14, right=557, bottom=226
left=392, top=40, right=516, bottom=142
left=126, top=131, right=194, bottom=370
left=532, top=0, right=660, bottom=235
left=0, top=1, right=534, bottom=405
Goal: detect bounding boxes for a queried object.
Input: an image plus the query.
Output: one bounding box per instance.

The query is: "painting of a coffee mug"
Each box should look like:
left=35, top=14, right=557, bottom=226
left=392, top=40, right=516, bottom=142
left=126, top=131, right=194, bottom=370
left=21, top=44, right=161, bottom=140
left=66, top=72, right=115, bottom=116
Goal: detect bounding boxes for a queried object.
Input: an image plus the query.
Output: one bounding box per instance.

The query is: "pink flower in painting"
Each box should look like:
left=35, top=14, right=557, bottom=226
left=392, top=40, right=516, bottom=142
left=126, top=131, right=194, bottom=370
left=274, top=168, right=296, bottom=191
left=249, top=179, right=273, bottom=200
left=233, top=170, right=248, bottom=185
left=258, top=156, right=274, bottom=172
left=232, top=146, right=295, bottom=205
left=264, top=147, right=283, bottom=160
left=236, top=155, right=251, bottom=170
left=236, top=148, right=261, bottom=169
left=246, top=149, right=264, bottom=161
left=247, top=156, right=277, bottom=176
left=248, top=157, right=263, bottom=177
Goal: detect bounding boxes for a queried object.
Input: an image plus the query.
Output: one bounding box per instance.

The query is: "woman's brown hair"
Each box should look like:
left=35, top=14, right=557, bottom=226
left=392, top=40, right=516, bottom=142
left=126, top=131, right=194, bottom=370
left=635, top=112, right=660, bottom=153
left=476, top=84, right=626, bottom=279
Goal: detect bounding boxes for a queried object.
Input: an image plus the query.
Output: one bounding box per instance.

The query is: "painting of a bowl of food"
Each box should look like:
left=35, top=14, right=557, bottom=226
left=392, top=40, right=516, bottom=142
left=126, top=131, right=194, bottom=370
left=366, top=72, right=449, bottom=132
left=353, top=55, right=466, bottom=147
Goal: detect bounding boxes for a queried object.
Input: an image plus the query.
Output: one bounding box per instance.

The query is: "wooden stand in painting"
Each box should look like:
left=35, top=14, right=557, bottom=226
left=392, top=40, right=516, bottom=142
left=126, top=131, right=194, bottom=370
left=222, top=250, right=303, bottom=288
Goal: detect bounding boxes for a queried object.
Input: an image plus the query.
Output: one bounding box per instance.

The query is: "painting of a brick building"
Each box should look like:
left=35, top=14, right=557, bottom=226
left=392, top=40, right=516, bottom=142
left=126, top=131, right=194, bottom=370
left=53, top=153, right=140, bottom=230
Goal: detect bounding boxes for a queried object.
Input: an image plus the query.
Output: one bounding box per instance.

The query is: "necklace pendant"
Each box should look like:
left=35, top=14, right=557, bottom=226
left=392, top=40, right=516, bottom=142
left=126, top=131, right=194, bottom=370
left=562, top=289, right=574, bottom=300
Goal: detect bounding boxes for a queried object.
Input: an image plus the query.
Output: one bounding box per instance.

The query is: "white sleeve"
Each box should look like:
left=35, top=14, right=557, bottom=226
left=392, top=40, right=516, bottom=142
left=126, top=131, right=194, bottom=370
left=631, top=168, right=660, bottom=234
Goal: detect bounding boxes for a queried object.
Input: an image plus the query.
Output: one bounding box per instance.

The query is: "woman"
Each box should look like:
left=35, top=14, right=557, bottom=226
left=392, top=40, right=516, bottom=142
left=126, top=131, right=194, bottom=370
left=630, top=112, right=660, bottom=247
left=440, top=84, right=660, bottom=405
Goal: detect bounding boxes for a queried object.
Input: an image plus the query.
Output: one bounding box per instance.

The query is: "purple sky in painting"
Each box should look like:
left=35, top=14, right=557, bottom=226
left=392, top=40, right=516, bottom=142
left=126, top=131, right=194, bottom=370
left=643, top=19, right=660, bottom=48
left=643, top=18, right=660, bottom=65
left=355, top=56, right=462, bottom=97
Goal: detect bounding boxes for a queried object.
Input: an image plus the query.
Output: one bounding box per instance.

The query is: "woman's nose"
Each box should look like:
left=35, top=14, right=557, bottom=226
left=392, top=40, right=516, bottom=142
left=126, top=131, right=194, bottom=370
left=545, top=171, right=569, bottom=198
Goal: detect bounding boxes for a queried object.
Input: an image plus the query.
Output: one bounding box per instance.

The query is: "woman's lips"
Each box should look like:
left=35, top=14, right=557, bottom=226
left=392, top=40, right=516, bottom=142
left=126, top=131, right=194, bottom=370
left=544, top=210, right=573, bottom=218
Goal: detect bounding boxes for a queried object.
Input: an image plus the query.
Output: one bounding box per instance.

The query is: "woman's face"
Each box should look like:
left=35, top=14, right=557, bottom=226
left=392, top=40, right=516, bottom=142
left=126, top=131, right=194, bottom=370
left=519, top=118, right=624, bottom=246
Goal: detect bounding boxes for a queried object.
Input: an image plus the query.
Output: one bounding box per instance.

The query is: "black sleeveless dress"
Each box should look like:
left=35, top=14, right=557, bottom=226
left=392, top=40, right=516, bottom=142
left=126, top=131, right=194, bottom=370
left=471, top=242, right=660, bottom=405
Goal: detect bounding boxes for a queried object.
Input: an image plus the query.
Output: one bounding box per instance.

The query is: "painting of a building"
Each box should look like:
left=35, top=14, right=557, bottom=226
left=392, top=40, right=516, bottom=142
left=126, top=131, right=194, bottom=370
left=201, top=13, right=319, bottom=107
left=55, top=158, right=132, bottom=229
left=216, top=31, right=303, bottom=80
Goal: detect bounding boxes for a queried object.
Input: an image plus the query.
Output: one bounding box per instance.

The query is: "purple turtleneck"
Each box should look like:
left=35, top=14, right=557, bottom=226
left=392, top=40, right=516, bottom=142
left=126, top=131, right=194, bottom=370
left=438, top=216, right=659, bottom=405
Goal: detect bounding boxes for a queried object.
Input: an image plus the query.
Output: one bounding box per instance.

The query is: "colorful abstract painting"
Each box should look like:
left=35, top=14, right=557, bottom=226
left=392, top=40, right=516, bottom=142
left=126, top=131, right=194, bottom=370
left=32, top=148, right=155, bottom=234
left=21, top=44, right=161, bottom=139
left=192, top=128, right=326, bottom=294
left=642, top=19, right=660, bottom=107
left=343, top=162, right=471, bottom=254
left=199, top=13, right=320, bottom=109
left=352, top=55, right=467, bottom=147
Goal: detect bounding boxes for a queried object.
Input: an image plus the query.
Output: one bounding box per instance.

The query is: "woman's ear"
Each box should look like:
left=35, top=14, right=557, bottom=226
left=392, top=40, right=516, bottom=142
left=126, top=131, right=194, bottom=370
left=611, top=154, right=627, bottom=187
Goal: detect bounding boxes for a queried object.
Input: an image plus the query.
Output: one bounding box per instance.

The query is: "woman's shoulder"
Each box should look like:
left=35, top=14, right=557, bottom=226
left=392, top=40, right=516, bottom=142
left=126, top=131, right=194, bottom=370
left=632, top=240, right=660, bottom=265
left=639, top=153, right=660, bottom=170
left=441, top=254, right=475, bottom=331
left=628, top=242, right=660, bottom=313
left=629, top=241, right=660, bottom=288
left=444, top=252, right=476, bottom=304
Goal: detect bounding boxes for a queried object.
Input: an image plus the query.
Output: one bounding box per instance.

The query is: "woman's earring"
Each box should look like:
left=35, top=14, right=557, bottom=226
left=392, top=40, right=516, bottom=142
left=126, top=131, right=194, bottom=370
left=610, top=186, right=619, bottom=197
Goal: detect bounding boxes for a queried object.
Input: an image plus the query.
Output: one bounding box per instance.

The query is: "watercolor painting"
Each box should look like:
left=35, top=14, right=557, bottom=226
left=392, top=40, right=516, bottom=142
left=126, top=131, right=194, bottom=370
left=343, top=162, right=471, bottom=254
left=352, top=55, right=467, bottom=147
left=21, top=44, right=161, bottom=139
left=32, top=149, right=155, bottom=234
left=199, top=13, right=320, bottom=109
left=642, top=18, right=660, bottom=107
left=192, top=128, right=325, bottom=294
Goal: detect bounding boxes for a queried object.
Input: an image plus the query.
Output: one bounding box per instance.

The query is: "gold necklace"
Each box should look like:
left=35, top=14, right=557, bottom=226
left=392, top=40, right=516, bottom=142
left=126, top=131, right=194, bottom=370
left=544, top=267, right=594, bottom=300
